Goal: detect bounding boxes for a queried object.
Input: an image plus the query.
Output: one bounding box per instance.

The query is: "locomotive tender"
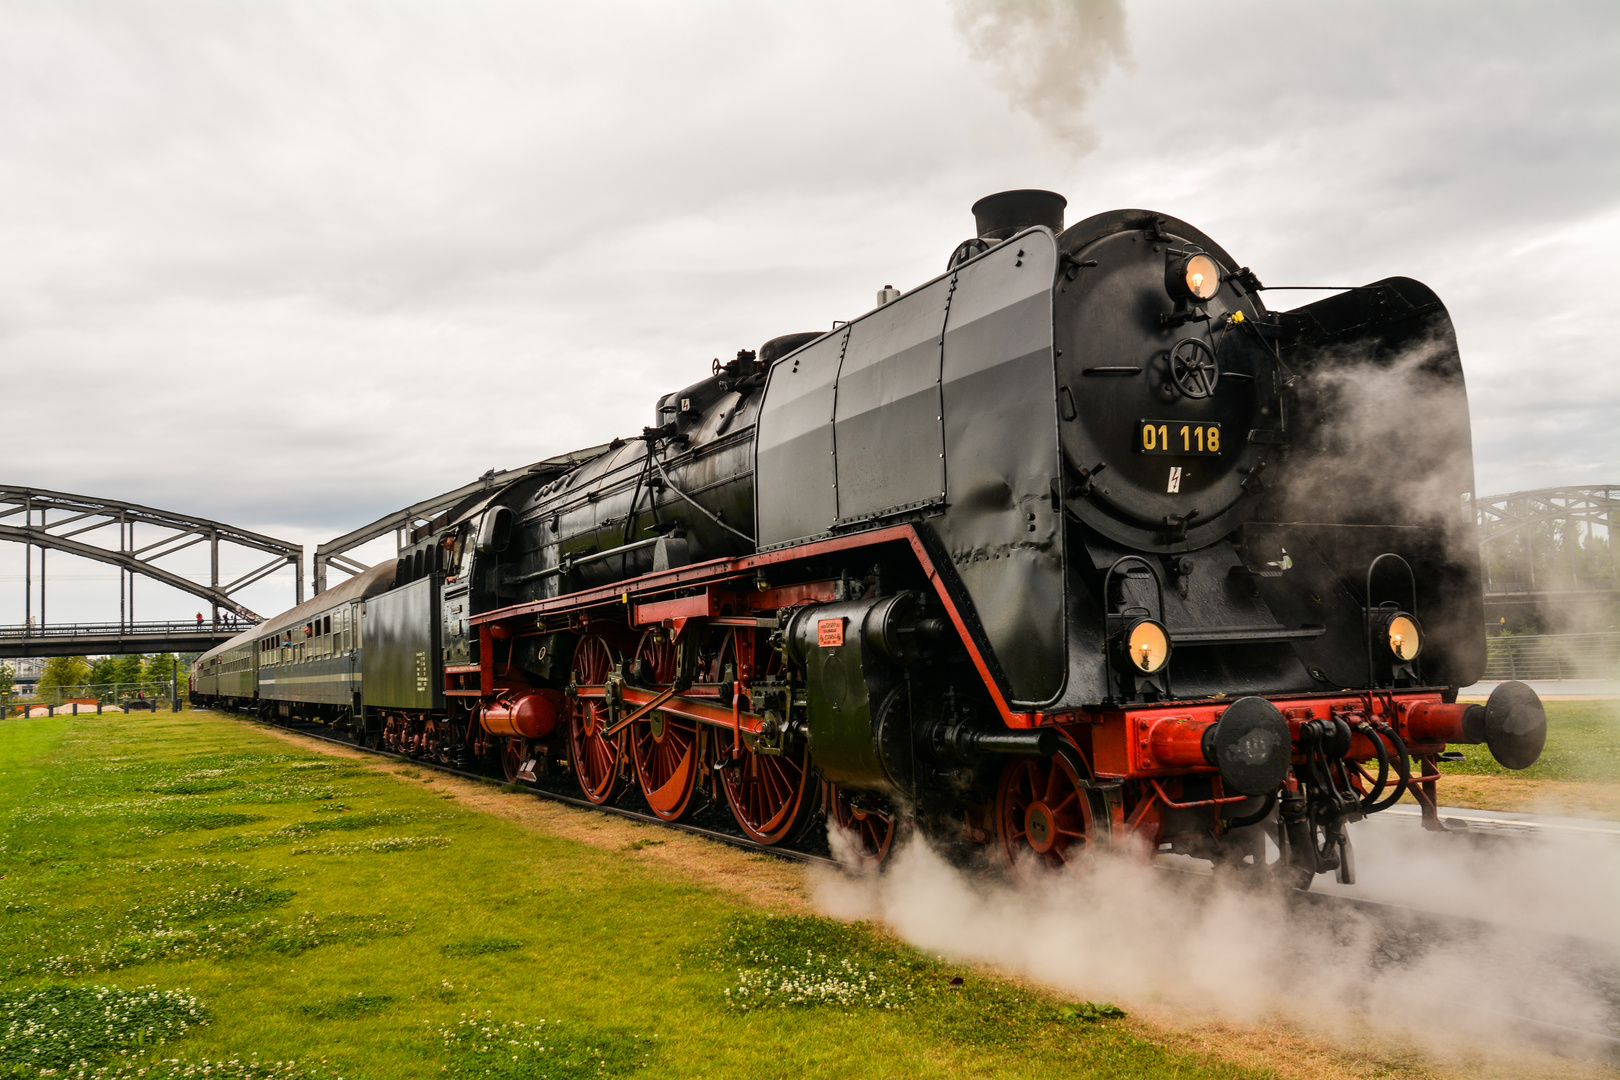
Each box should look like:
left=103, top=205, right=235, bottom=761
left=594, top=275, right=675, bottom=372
left=194, top=190, right=1548, bottom=883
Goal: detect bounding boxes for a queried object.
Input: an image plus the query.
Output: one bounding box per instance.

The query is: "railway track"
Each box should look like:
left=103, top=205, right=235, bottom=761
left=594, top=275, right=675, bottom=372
left=255, top=712, right=841, bottom=869
left=243, top=710, right=1620, bottom=1063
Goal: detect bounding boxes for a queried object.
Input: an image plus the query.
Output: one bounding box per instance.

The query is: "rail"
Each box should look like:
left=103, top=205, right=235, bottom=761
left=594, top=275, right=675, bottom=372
left=0, top=619, right=255, bottom=641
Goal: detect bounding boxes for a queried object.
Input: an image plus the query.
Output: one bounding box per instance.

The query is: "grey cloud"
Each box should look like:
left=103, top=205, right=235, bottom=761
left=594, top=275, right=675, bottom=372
left=0, top=1, right=1614, bottom=623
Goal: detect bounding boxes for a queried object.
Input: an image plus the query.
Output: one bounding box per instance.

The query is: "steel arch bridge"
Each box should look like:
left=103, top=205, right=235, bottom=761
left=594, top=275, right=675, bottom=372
left=0, top=486, right=302, bottom=658
left=1473, top=486, right=1618, bottom=590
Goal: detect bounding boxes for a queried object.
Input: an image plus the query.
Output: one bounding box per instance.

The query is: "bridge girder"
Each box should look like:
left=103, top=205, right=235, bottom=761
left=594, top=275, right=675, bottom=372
left=1472, top=485, right=1618, bottom=595
left=0, top=486, right=302, bottom=624
left=1474, top=486, right=1618, bottom=545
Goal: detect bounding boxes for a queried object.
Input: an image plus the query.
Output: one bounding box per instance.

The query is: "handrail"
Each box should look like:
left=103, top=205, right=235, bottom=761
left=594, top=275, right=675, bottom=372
left=0, top=620, right=255, bottom=638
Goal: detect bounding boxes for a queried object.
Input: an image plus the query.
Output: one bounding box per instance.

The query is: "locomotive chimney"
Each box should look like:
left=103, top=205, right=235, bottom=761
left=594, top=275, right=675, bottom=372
left=972, top=189, right=1067, bottom=240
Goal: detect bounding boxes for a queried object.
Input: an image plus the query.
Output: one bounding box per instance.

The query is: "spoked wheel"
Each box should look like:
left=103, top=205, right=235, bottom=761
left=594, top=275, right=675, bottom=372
left=714, top=628, right=819, bottom=845
left=500, top=738, right=528, bottom=784
left=432, top=720, right=456, bottom=766
left=721, top=735, right=818, bottom=845
left=996, top=750, right=1104, bottom=874
left=382, top=713, right=407, bottom=754
left=629, top=631, right=700, bottom=821
left=568, top=635, right=627, bottom=805
left=827, top=784, right=900, bottom=867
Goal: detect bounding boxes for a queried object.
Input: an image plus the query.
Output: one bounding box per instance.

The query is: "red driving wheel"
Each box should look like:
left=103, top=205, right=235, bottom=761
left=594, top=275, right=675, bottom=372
left=500, top=738, right=527, bottom=784
left=567, top=635, right=626, bottom=804
left=996, top=751, right=1098, bottom=873
left=828, top=783, right=899, bottom=866
left=629, top=631, right=700, bottom=821
left=714, top=629, right=818, bottom=845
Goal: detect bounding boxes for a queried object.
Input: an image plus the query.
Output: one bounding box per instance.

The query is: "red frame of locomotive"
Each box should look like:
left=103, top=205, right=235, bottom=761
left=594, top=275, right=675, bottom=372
left=463, top=522, right=1470, bottom=850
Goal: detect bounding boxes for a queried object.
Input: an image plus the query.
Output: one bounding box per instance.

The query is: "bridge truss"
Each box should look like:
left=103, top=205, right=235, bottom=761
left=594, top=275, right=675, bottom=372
left=0, top=487, right=302, bottom=653
left=1473, top=486, right=1618, bottom=593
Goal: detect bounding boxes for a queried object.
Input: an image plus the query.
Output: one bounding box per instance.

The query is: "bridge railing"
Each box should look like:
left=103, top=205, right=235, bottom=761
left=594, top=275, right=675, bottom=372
left=1484, top=633, right=1620, bottom=682
left=0, top=620, right=254, bottom=641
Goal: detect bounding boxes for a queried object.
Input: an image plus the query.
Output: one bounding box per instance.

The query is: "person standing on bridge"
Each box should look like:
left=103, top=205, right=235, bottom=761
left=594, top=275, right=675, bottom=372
left=196, top=612, right=203, bottom=628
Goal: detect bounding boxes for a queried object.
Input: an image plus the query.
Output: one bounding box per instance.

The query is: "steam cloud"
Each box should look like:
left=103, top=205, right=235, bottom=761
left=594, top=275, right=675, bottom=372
left=953, top=0, right=1133, bottom=157
left=1266, top=333, right=1480, bottom=560
left=815, top=817, right=1620, bottom=1060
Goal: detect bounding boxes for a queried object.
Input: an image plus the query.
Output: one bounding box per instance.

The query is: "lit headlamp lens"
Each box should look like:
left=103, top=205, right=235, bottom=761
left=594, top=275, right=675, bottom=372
left=1127, top=619, right=1171, bottom=674
left=1183, top=254, right=1220, bottom=301
left=1166, top=251, right=1223, bottom=304
left=1386, top=614, right=1421, bottom=661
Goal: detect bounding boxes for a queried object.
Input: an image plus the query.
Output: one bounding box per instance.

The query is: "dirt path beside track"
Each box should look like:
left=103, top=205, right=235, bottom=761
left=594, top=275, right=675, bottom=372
left=1417, top=774, right=1620, bottom=820
left=251, top=723, right=816, bottom=915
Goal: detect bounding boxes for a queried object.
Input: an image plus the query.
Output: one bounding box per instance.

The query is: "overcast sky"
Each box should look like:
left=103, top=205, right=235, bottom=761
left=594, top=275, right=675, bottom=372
left=2, top=0, right=1616, bottom=624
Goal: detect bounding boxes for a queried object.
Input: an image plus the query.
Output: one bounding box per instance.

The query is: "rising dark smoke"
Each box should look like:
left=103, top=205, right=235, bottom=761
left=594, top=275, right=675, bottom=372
left=953, top=0, right=1133, bottom=157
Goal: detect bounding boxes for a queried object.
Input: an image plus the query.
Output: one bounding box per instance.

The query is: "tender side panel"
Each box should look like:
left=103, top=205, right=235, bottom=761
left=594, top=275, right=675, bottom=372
left=937, top=230, right=1066, bottom=706
left=833, top=279, right=950, bottom=524
left=755, top=327, right=848, bottom=546
left=362, top=576, right=444, bottom=710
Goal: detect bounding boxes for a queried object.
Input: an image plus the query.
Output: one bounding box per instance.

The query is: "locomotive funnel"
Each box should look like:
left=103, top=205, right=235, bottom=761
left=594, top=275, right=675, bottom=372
left=971, top=189, right=1066, bottom=240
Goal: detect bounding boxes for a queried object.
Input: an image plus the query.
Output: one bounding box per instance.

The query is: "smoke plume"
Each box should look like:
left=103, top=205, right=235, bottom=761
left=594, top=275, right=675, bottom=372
left=953, top=0, right=1132, bottom=157
left=1266, top=332, right=1480, bottom=559
left=815, top=817, right=1620, bottom=1062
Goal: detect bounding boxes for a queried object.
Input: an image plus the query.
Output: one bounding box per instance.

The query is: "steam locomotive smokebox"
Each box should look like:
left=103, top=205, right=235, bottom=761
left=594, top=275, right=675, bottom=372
left=971, top=189, right=1066, bottom=240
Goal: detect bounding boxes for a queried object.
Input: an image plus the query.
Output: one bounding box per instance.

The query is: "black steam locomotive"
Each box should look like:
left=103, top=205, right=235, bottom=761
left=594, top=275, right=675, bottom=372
left=194, top=190, right=1546, bottom=883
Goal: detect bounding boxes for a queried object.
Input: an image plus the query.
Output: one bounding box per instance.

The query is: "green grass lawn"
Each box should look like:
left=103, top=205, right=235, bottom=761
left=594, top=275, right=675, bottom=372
left=0, top=709, right=1268, bottom=1080
left=1440, top=699, right=1620, bottom=783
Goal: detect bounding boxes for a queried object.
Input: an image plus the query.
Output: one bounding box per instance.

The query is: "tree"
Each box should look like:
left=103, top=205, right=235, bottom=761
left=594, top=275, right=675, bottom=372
left=0, top=663, right=13, bottom=698
left=110, top=655, right=146, bottom=688
left=83, top=655, right=147, bottom=700
left=145, top=654, right=179, bottom=696
left=87, top=656, right=121, bottom=688
left=37, top=656, right=92, bottom=698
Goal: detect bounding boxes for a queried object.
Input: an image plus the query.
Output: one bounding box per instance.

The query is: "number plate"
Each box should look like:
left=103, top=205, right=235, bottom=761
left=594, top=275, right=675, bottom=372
left=1138, top=420, right=1222, bottom=457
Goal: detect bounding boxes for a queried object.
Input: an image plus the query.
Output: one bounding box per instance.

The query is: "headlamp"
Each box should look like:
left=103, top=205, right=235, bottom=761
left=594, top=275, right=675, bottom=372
left=1384, top=613, right=1422, bottom=662
left=1125, top=618, right=1172, bottom=674
left=1167, top=251, right=1221, bottom=304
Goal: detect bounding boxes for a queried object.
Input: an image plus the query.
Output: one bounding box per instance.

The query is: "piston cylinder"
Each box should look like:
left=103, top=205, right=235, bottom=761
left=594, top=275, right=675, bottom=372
left=480, top=690, right=566, bottom=740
